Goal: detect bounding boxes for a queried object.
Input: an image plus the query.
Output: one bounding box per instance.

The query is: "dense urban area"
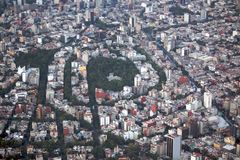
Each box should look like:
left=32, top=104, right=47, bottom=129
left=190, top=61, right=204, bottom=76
left=0, top=0, right=240, bottom=159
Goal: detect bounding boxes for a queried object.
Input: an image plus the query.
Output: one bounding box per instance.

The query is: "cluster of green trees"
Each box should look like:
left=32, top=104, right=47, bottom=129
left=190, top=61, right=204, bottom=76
left=64, top=55, right=87, bottom=105
left=25, top=0, right=36, bottom=4
left=63, top=55, right=75, bottom=102
left=92, top=132, right=141, bottom=159
left=102, top=133, right=125, bottom=149
left=169, top=5, right=193, bottom=15
left=95, top=19, right=119, bottom=30
left=31, top=139, right=58, bottom=153
left=15, top=49, right=56, bottom=104
left=0, top=82, right=15, bottom=97
left=0, top=138, right=22, bottom=148
left=87, top=56, right=139, bottom=103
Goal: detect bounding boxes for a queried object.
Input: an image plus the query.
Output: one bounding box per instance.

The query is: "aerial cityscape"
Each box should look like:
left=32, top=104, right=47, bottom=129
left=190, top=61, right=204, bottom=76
left=0, top=0, right=240, bottom=159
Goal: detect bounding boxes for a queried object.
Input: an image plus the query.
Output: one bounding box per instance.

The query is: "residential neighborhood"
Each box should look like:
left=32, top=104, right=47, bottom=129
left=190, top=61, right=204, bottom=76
left=0, top=0, right=240, bottom=159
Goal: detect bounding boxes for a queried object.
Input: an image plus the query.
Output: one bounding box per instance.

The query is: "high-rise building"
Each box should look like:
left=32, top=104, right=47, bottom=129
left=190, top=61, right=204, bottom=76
left=236, top=143, right=240, bottom=156
left=184, top=13, right=190, bottom=23
left=177, top=126, right=189, bottom=140
left=74, top=47, right=81, bottom=59
left=158, top=141, right=167, bottom=157
left=164, top=5, right=169, bottom=14
left=46, top=88, right=55, bottom=103
left=198, top=120, right=206, bottom=135
left=165, top=134, right=181, bottom=160
left=200, top=9, right=207, bottom=20
left=129, top=15, right=136, bottom=28
left=0, top=41, right=6, bottom=52
left=164, top=68, right=172, bottom=81
left=90, top=11, right=95, bottom=23
left=76, top=13, right=81, bottom=24
left=134, top=74, right=142, bottom=87
left=188, top=119, right=199, bottom=138
left=165, top=36, right=176, bottom=51
left=36, top=105, right=44, bottom=119
left=203, top=91, right=212, bottom=108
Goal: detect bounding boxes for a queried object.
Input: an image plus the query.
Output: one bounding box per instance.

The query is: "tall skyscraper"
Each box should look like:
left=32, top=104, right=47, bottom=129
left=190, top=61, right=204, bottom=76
left=166, top=134, right=181, bottom=160
left=204, top=91, right=212, bottom=108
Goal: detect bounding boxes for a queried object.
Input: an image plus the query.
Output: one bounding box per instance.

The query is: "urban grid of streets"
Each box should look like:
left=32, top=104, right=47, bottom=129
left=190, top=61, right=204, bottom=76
left=0, top=0, right=240, bottom=159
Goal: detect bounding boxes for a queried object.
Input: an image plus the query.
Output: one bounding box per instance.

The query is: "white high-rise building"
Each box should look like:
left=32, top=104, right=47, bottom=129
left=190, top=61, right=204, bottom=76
left=117, top=35, right=123, bottom=44
left=164, top=68, right=172, bottom=81
left=134, top=74, right=142, bottom=87
left=99, top=115, right=110, bottom=126
left=184, top=13, right=190, bottom=23
left=76, top=13, right=81, bottom=24
left=166, top=134, right=181, bottom=160
left=204, top=91, right=212, bottom=108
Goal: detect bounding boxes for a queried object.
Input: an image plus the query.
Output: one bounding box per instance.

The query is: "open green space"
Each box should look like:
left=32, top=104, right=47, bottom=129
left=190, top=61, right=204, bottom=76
left=63, top=55, right=75, bottom=102
left=170, top=5, right=193, bottom=15
left=87, top=56, right=139, bottom=104
left=15, top=49, right=56, bottom=105
left=0, top=83, right=15, bottom=97
left=95, top=19, right=119, bottom=30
